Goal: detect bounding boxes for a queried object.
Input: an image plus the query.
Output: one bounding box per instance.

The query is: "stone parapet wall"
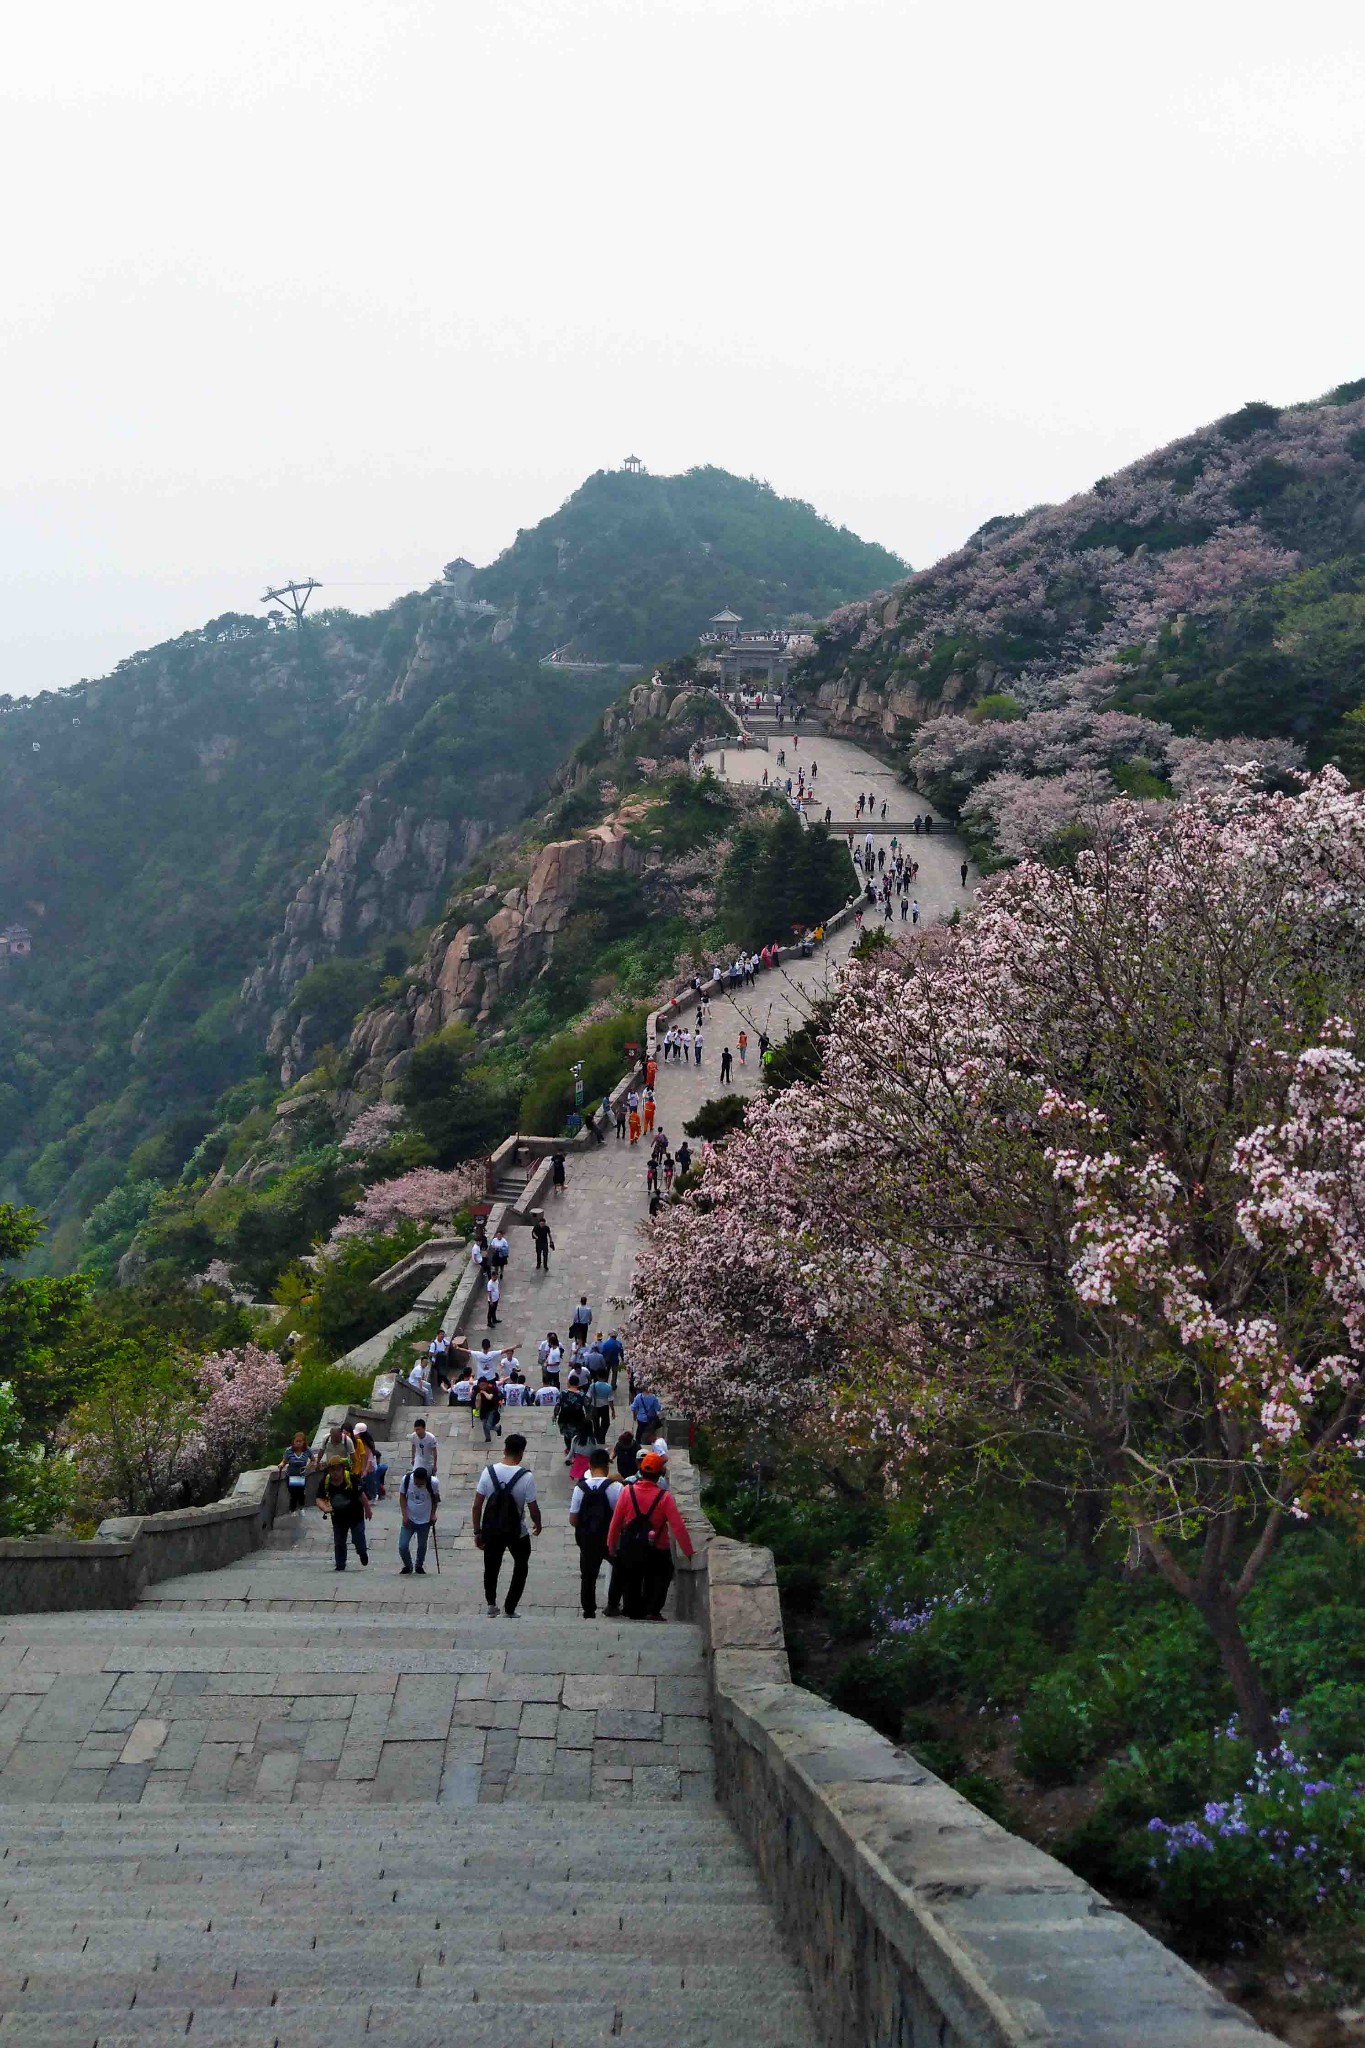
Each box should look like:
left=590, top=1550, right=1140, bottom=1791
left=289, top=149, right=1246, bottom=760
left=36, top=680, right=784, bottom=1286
left=677, top=1533, right=1264, bottom=2047
left=0, top=1364, right=423, bottom=1616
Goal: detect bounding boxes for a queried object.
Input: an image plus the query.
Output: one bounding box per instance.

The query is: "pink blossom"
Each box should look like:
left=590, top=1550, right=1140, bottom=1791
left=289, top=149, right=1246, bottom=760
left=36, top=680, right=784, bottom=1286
left=340, top=1103, right=406, bottom=1155
left=192, top=1344, right=294, bottom=1492
left=328, top=1164, right=485, bottom=1243
left=631, top=768, right=1365, bottom=1742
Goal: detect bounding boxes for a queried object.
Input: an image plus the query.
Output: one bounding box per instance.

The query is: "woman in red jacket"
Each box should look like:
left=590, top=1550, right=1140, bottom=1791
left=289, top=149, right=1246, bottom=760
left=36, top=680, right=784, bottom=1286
left=605, top=1450, right=693, bottom=1620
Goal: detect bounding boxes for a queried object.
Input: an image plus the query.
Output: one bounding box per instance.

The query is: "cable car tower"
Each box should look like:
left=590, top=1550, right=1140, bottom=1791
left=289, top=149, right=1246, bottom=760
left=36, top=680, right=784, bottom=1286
left=261, top=578, right=322, bottom=626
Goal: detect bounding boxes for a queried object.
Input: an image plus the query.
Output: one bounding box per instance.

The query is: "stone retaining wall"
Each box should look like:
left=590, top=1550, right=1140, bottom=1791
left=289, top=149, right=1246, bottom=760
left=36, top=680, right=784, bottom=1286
left=0, top=1370, right=423, bottom=1615
left=676, top=1533, right=1265, bottom=2047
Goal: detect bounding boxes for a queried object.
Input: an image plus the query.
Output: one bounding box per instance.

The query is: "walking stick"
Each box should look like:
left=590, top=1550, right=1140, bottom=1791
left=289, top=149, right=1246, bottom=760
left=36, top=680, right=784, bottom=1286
left=431, top=1526, right=441, bottom=1575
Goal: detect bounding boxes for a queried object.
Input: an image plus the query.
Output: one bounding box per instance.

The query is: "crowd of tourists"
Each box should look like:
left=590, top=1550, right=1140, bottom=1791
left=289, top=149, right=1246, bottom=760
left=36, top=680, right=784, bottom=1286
left=279, top=1318, right=689, bottom=1621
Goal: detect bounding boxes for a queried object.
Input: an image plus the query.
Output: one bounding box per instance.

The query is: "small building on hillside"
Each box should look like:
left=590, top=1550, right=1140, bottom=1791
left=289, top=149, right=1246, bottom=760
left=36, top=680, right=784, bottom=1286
left=699, top=609, right=807, bottom=686
left=0, top=923, right=32, bottom=968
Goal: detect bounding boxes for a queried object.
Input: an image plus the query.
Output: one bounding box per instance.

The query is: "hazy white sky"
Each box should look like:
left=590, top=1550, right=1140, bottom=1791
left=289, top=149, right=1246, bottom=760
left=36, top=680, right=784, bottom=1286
left=2, top=0, right=1362, bottom=694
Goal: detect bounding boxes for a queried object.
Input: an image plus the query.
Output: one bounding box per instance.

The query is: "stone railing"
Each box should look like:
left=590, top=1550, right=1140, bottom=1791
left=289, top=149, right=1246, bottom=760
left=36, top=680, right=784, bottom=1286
left=372, top=1234, right=468, bottom=1294
left=673, top=1519, right=1264, bottom=2046
left=0, top=1368, right=425, bottom=1616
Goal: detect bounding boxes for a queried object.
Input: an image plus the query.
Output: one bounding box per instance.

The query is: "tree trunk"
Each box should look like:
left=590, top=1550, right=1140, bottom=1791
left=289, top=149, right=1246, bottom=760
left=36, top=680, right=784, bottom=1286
left=1195, top=1589, right=1276, bottom=1755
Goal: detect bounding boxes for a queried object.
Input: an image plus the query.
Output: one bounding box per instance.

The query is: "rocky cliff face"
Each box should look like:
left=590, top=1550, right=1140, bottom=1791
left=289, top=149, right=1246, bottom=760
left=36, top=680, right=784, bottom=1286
left=340, top=673, right=714, bottom=1096
left=239, top=794, right=490, bottom=1078
left=346, top=821, right=642, bottom=1093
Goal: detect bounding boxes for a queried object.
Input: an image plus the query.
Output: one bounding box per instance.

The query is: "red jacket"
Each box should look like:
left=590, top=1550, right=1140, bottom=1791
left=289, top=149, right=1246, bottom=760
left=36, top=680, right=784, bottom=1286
left=606, top=1479, right=694, bottom=1559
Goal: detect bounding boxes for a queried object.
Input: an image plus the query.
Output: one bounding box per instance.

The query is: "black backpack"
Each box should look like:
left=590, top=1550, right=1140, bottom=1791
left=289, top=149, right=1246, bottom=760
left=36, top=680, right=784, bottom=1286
left=575, top=1481, right=614, bottom=1551
left=481, top=1465, right=527, bottom=1541
left=616, top=1483, right=664, bottom=1564
left=556, top=1390, right=588, bottom=1435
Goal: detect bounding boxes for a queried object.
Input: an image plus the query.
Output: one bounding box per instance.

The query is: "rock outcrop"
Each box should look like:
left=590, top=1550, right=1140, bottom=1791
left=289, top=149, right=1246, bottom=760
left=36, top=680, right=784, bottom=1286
left=240, top=796, right=488, bottom=1072
left=347, top=822, right=642, bottom=1091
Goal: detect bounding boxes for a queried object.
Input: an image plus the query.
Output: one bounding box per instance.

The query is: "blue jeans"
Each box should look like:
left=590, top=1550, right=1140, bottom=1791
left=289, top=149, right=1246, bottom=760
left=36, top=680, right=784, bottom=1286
left=398, top=1521, right=432, bottom=1570
left=361, top=1461, right=387, bottom=1501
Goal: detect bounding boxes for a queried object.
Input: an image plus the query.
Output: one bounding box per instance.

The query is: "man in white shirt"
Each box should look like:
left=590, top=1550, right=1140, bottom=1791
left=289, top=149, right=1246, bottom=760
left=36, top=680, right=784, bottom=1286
left=569, top=1448, right=622, bottom=1619
left=407, top=1359, right=432, bottom=1403
left=474, top=1339, right=499, bottom=1381
left=472, top=1434, right=542, bottom=1618
left=409, top=1416, right=438, bottom=1476
left=398, top=1466, right=439, bottom=1575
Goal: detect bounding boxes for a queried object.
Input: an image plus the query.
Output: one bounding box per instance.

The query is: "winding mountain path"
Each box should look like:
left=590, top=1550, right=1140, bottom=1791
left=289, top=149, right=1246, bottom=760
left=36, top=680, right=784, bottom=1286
left=0, top=735, right=973, bottom=2048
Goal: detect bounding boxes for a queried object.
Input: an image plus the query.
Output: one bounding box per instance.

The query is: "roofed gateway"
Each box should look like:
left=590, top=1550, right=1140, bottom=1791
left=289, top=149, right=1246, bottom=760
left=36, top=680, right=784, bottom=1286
left=700, top=607, right=813, bottom=685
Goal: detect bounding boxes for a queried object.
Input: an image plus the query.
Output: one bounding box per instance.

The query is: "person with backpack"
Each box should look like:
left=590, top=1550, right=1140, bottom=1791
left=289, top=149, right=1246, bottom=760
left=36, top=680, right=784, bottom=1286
left=316, top=1429, right=371, bottom=1572
left=473, top=1373, right=502, bottom=1445
left=606, top=1452, right=693, bottom=1620
left=554, top=1379, right=590, bottom=1466
left=612, top=1429, right=639, bottom=1480
left=630, top=1384, right=663, bottom=1445
left=398, top=1465, right=439, bottom=1575
left=570, top=1448, right=623, bottom=1619
left=472, top=1434, right=541, bottom=1618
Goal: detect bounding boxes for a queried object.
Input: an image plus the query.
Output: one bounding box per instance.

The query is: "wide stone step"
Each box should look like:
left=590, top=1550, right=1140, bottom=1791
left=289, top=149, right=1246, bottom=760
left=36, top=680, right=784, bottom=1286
left=0, top=1988, right=813, bottom=2047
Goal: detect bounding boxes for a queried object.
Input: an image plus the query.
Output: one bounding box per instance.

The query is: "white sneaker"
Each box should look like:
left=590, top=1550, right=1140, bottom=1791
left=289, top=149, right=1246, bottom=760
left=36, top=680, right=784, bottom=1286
left=487, top=1602, right=499, bottom=1618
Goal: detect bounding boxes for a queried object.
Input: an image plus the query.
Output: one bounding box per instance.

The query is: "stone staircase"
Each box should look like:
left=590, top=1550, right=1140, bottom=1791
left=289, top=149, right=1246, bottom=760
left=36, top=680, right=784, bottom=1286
left=0, top=1805, right=815, bottom=2047
left=492, top=1160, right=531, bottom=1205
left=0, top=1406, right=821, bottom=2047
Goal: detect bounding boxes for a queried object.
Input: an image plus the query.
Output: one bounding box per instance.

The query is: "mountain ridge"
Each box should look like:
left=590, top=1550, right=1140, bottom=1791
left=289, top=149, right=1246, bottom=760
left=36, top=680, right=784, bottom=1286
left=799, top=380, right=1365, bottom=756
left=0, top=465, right=900, bottom=1264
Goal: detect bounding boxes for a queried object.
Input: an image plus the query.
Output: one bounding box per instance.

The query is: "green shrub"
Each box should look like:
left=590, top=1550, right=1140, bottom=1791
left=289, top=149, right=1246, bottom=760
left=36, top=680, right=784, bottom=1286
left=399, top=1023, right=518, bottom=1165
left=717, top=810, right=852, bottom=950
left=288, top=955, right=384, bottom=1046
left=682, top=1095, right=748, bottom=1143
left=1293, top=1681, right=1365, bottom=1767
left=1147, top=1746, right=1365, bottom=1954
left=1017, top=1674, right=1107, bottom=1785
left=830, top=1650, right=909, bottom=1739
left=281, top=1225, right=427, bottom=1362
left=266, top=1361, right=378, bottom=1448
left=519, top=1007, right=648, bottom=1135
left=969, top=692, right=1023, bottom=723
